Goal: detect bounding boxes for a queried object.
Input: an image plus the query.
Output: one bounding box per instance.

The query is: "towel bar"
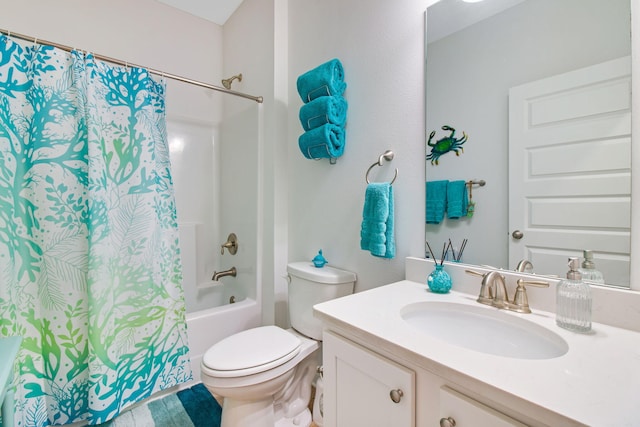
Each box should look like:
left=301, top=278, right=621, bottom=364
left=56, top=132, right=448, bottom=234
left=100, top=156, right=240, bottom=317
left=366, top=150, right=398, bottom=184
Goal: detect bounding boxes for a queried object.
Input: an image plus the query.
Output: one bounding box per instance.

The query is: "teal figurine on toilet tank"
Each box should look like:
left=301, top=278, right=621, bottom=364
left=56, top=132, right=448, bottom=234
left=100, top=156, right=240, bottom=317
left=312, top=249, right=328, bottom=268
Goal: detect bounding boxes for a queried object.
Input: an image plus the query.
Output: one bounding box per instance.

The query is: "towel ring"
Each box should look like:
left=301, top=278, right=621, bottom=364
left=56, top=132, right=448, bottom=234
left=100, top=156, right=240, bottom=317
left=365, top=150, right=398, bottom=184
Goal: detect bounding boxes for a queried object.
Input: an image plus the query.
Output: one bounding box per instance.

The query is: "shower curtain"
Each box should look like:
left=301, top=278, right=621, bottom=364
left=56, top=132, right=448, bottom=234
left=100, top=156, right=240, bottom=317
left=0, top=36, right=191, bottom=425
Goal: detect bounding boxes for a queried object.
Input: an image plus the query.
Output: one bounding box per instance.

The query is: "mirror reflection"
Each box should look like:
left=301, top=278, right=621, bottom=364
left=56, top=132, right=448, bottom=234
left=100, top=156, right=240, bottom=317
left=425, top=0, right=632, bottom=287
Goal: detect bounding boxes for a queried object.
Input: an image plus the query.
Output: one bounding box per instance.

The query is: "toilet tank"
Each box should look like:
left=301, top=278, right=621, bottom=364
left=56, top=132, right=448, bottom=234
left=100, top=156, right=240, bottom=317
left=287, top=262, right=357, bottom=340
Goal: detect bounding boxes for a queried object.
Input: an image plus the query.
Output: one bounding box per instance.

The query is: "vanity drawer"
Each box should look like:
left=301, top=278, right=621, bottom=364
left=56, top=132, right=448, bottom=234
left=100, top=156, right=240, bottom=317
left=439, top=386, right=527, bottom=427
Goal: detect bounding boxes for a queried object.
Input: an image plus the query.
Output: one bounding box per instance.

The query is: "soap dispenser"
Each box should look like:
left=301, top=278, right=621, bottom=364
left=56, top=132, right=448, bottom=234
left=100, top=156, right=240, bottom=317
left=556, top=257, right=592, bottom=333
left=578, top=250, right=604, bottom=284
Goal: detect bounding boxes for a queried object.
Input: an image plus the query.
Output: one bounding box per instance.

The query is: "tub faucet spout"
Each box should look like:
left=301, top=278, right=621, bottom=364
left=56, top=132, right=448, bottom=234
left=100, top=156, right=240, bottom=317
left=212, top=266, right=237, bottom=281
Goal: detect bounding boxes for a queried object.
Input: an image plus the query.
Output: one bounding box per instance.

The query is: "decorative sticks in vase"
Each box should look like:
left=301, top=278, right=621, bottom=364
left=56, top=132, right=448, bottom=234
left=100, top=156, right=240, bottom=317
left=426, top=239, right=468, bottom=263
left=425, top=241, right=452, bottom=293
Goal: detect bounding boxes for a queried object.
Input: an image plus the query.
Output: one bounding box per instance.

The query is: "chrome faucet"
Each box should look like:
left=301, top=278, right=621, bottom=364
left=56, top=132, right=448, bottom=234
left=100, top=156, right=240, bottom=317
left=466, top=269, right=549, bottom=313
left=466, top=269, right=508, bottom=308
left=515, top=259, right=533, bottom=272
left=482, top=270, right=510, bottom=309
left=212, top=266, right=237, bottom=281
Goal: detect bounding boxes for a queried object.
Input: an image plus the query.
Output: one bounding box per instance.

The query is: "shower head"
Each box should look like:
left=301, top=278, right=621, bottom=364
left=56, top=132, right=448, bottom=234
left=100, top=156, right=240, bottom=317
left=221, top=73, right=242, bottom=90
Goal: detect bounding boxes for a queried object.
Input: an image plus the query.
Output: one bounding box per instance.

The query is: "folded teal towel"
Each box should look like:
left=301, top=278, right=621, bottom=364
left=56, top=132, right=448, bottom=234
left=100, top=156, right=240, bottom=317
left=297, top=58, right=346, bottom=103
left=360, top=183, right=395, bottom=259
left=299, top=95, right=348, bottom=131
left=447, top=180, right=468, bottom=219
left=298, top=123, right=345, bottom=160
left=426, top=180, right=448, bottom=224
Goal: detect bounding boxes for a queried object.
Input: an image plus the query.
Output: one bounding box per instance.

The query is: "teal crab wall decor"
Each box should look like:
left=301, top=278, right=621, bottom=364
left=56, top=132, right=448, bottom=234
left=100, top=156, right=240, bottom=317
left=426, top=125, right=468, bottom=165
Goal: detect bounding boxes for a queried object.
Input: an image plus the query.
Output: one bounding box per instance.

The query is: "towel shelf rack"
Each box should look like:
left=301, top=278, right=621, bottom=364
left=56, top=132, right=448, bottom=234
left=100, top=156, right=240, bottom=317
left=366, top=150, right=398, bottom=184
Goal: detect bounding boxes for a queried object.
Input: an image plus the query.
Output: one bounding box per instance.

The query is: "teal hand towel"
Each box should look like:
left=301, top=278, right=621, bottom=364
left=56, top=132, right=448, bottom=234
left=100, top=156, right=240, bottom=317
left=299, top=95, right=348, bottom=131
left=297, top=58, right=346, bottom=103
left=426, top=180, right=448, bottom=224
left=447, top=180, right=468, bottom=219
left=360, top=183, right=395, bottom=259
left=298, top=123, right=345, bottom=159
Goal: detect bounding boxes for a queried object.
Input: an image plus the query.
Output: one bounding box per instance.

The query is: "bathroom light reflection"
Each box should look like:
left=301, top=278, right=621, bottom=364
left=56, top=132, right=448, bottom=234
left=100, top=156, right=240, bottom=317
left=169, top=136, right=185, bottom=153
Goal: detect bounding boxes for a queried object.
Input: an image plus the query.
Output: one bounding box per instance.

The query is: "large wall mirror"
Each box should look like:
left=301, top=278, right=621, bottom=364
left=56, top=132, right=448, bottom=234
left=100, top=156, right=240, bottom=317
left=425, top=0, right=632, bottom=287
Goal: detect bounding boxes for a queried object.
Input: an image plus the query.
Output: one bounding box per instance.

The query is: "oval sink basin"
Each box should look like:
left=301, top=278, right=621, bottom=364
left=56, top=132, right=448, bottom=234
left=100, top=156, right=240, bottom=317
left=401, top=302, right=568, bottom=360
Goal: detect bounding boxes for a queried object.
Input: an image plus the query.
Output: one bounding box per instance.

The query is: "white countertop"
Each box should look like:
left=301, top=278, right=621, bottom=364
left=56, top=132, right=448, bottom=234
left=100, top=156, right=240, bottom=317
left=313, top=280, right=640, bottom=427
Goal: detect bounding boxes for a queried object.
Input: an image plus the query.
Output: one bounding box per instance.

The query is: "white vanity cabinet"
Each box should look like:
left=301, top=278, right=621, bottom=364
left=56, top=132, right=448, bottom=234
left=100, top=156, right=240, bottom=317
left=315, top=278, right=640, bottom=425
left=322, top=330, right=530, bottom=427
left=323, top=330, right=415, bottom=426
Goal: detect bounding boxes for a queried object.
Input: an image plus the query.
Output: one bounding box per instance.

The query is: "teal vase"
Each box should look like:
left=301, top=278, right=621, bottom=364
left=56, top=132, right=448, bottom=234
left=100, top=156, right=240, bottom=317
left=428, top=264, right=452, bottom=293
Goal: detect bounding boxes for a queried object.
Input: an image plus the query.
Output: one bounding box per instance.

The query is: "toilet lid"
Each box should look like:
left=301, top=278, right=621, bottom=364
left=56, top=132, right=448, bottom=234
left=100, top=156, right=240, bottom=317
left=202, top=326, right=302, bottom=376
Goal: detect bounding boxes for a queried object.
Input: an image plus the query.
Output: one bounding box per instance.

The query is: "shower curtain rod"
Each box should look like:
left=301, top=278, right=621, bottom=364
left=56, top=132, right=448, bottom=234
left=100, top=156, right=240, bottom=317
left=0, top=28, right=264, bottom=103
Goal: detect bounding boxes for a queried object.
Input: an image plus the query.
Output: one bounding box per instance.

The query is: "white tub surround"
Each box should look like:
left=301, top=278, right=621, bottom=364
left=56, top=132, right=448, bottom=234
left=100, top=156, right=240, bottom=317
left=314, top=270, right=640, bottom=425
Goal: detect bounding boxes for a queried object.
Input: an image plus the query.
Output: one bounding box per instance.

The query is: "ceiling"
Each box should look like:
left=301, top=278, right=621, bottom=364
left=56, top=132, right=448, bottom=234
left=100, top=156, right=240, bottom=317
left=155, top=0, right=525, bottom=41
left=155, top=0, right=245, bottom=25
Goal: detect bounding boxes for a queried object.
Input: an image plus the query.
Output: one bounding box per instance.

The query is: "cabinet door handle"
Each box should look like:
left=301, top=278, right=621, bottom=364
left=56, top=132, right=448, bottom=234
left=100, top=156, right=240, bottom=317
left=389, top=388, right=404, bottom=403
left=439, top=417, right=456, bottom=427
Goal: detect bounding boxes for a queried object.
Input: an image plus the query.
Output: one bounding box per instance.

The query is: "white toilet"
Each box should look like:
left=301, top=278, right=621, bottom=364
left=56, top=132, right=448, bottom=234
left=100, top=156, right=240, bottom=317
left=200, top=262, right=357, bottom=427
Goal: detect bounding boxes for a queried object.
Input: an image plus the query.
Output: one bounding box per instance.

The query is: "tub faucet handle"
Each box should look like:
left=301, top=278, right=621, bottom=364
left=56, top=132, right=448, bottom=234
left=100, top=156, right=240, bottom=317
left=221, top=233, right=238, bottom=255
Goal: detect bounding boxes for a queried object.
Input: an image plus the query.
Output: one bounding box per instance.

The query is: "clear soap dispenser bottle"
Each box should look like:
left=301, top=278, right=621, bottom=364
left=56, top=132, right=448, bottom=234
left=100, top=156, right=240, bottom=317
left=578, top=250, right=604, bottom=284
left=556, top=257, right=592, bottom=333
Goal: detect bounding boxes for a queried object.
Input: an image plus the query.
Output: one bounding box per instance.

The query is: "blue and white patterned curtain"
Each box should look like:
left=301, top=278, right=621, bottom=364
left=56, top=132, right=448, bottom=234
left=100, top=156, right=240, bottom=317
left=0, top=35, right=192, bottom=425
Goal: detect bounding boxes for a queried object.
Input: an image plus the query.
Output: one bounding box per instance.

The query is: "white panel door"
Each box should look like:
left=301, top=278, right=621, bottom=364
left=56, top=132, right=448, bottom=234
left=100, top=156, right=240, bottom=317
left=323, top=331, right=415, bottom=427
left=508, top=56, right=631, bottom=285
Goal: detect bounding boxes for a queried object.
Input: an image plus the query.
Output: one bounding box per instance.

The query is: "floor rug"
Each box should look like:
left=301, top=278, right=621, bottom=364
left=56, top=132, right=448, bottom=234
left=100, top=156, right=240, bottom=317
left=100, top=383, right=222, bottom=427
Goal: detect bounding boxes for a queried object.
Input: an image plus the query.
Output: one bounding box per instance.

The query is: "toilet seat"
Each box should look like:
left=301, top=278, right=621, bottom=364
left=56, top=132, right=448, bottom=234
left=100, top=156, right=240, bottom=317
left=202, top=326, right=302, bottom=377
